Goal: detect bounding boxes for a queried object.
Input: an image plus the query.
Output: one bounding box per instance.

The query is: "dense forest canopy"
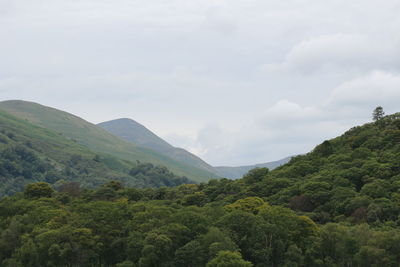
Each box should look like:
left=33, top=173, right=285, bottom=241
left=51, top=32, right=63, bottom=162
left=1, top=111, right=400, bottom=266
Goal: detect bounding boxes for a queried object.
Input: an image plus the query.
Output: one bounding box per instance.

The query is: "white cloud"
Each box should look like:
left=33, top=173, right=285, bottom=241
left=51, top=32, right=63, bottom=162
left=265, top=34, right=400, bottom=74
left=168, top=72, right=400, bottom=166
left=166, top=100, right=347, bottom=165
left=259, top=100, right=323, bottom=126
left=327, top=71, right=400, bottom=110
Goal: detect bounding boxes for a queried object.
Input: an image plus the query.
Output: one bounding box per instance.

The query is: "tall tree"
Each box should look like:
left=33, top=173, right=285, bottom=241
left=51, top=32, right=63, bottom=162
left=372, top=106, right=385, bottom=121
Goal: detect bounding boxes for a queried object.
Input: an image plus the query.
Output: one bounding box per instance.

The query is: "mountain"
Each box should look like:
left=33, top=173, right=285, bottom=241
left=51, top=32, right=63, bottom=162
left=0, top=100, right=217, bottom=182
left=98, top=118, right=218, bottom=175
left=214, top=156, right=292, bottom=179
left=0, top=109, right=191, bottom=196
left=98, top=118, right=289, bottom=178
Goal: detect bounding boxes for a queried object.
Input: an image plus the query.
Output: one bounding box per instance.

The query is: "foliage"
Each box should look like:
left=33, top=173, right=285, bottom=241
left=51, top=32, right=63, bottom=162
left=183, top=113, right=400, bottom=226
left=206, top=251, right=253, bottom=267
left=1, top=178, right=400, bottom=266
left=0, top=184, right=318, bottom=266
left=1, top=110, right=400, bottom=266
left=24, top=182, right=54, bottom=198
left=372, top=106, right=385, bottom=121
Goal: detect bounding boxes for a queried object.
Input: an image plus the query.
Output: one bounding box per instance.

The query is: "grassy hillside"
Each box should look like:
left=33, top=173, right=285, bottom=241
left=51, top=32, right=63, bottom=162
left=0, top=110, right=192, bottom=196
left=214, top=156, right=292, bottom=179
left=98, top=118, right=218, bottom=175
left=0, top=100, right=217, bottom=182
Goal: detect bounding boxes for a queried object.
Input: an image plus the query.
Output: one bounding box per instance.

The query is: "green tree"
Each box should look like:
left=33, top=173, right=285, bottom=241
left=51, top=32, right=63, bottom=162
left=139, top=233, right=173, bottom=267
left=283, top=245, right=303, bottom=267
left=24, top=182, right=54, bottom=199
left=372, top=106, right=385, bottom=121
left=355, top=246, right=390, bottom=267
left=225, top=197, right=269, bottom=214
left=206, top=251, right=253, bottom=267
left=243, top=168, right=269, bottom=184
left=201, top=227, right=238, bottom=259
left=314, top=140, right=334, bottom=156
left=174, top=240, right=205, bottom=267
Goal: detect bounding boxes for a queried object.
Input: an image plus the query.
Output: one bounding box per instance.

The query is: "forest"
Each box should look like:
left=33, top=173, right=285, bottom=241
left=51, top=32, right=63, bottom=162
left=0, top=111, right=400, bottom=266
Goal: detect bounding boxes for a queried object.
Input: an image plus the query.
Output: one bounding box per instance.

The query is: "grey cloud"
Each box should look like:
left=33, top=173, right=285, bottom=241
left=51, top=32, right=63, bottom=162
left=326, top=71, right=400, bottom=111
left=171, top=71, right=400, bottom=166
left=203, top=5, right=237, bottom=34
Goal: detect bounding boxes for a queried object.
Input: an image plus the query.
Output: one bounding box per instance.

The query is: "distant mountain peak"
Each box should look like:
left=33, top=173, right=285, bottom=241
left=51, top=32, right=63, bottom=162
left=0, top=100, right=217, bottom=182
left=110, top=118, right=139, bottom=123
left=98, top=118, right=291, bottom=179
left=98, top=118, right=218, bottom=175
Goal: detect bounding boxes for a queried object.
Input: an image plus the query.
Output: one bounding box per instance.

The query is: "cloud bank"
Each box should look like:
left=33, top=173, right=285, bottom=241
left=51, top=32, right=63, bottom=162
left=1, top=0, right=399, bottom=165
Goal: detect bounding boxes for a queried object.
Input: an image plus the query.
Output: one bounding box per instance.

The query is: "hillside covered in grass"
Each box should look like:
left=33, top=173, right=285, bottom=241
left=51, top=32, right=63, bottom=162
left=1, top=113, right=400, bottom=266
left=0, top=100, right=218, bottom=182
left=0, top=110, right=191, bottom=196
left=98, top=118, right=218, bottom=176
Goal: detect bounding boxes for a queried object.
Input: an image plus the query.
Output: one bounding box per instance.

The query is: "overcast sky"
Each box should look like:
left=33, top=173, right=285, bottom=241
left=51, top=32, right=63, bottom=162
left=1, top=0, right=400, bottom=166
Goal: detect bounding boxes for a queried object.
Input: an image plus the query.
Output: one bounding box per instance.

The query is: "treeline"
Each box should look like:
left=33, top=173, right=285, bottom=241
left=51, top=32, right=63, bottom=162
left=0, top=181, right=399, bottom=266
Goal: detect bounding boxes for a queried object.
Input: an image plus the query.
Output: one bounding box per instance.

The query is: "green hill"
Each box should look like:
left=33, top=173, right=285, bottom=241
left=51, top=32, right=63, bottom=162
left=0, top=110, right=192, bottom=196
left=1, top=112, right=400, bottom=266
left=0, top=100, right=218, bottom=182
left=98, top=118, right=218, bottom=175
left=195, top=112, right=400, bottom=224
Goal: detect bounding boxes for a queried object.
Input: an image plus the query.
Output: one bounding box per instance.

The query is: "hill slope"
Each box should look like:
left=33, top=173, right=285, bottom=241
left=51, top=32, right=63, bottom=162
left=98, top=118, right=218, bottom=175
left=99, top=118, right=289, bottom=178
left=0, top=100, right=217, bottom=182
left=193, top=112, right=400, bottom=224
left=0, top=110, right=191, bottom=196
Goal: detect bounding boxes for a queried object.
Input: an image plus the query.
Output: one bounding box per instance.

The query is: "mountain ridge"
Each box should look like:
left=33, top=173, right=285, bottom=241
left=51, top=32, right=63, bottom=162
left=0, top=100, right=217, bottom=182
left=0, top=109, right=191, bottom=195
left=214, top=156, right=292, bottom=179
left=98, top=118, right=218, bottom=175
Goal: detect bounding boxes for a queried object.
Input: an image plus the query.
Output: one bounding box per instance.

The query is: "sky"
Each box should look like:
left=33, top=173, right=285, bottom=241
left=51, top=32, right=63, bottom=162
left=1, top=0, right=400, bottom=166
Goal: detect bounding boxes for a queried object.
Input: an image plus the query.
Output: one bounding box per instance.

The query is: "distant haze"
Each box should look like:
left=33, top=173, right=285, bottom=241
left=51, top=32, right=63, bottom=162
left=1, top=0, right=399, bottom=165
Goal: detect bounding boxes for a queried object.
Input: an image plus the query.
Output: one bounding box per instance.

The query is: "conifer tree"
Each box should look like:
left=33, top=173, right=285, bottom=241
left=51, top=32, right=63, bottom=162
left=372, top=106, right=385, bottom=121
